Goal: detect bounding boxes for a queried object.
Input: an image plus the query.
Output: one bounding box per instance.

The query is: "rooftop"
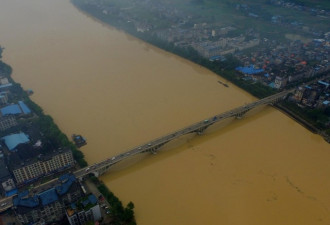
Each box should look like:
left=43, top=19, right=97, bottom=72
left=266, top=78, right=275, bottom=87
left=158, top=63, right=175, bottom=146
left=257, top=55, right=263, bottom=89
left=1, top=132, right=30, bottom=151
left=0, top=101, right=32, bottom=116
left=235, top=65, right=264, bottom=75
left=1, top=104, right=22, bottom=116
left=13, top=174, right=78, bottom=208
left=56, top=174, right=76, bottom=196
left=13, top=193, right=39, bottom=208
left=18, top=101, right=31, bottom=114
left=39, top=188, right=59, bottom=206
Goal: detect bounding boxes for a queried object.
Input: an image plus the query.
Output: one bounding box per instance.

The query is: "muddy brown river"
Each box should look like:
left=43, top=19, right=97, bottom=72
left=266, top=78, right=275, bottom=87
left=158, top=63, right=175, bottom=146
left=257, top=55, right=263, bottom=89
left=0, top=0, right=329, bottom=224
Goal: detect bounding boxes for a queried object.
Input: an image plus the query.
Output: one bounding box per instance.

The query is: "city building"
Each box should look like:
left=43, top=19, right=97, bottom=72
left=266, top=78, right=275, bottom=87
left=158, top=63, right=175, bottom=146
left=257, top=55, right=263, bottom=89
left=0, top=115, right=17, bottom=131
left=66, top=194, right=102, bottom=225
left=1, top=132, right=30, bottom=151
left=0, top=156, right=16, bottom=197
left=274, top=76, right=288, bottom=89
left=13, top=174, right=83, bottom=225
left=0, top=92, right=8, bottom=105
left=10, top=147, right=75, bottom=185
left=0, top=101, right=31, bottom=116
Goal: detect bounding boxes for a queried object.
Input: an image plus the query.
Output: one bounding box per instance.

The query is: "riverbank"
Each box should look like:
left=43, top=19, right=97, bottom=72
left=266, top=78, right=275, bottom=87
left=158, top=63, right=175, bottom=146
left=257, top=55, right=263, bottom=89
left=275, top=103, right=330, bottom=143
left=71, top=0, right=329, bottom=142
left=0, top=55, right=136, bottom=224
left=71, top=0, right=277, bottom=100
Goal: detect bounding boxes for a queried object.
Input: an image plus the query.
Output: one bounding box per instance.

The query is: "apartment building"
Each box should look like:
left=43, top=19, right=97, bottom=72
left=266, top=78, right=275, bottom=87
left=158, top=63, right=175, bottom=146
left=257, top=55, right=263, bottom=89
left=13, top=174, right=83, bottom=225
left=11, top=147, right=74, bottom=185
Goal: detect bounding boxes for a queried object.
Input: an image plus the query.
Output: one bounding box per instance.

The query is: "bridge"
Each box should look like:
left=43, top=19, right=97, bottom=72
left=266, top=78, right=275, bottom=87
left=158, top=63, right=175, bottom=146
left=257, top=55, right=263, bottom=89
left=73, top=89, right=294, bottom=178
left=0, top=89, right=294, bottom=212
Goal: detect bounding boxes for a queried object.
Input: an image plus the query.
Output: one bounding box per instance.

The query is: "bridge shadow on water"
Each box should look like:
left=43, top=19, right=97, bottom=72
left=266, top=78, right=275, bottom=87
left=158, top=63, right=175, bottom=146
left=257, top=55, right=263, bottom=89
left=102, top=104, right=274, bottom=180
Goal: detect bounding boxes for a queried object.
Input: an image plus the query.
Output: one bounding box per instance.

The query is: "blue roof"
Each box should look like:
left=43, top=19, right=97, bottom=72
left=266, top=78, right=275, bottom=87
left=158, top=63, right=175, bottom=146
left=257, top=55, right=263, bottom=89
left=13, top=194, right=39, bottom=208
left=39, top=188, right=59, bottom=206
left=1, top=104, right=22, bottom=115
left=59, top=173, right=71, bottom=181
left=13, top=175, right=78, bottom=209
left=82, top=199, right=90, bottom=207
left=88, top=194, right=97, bottom=205
left=18, top=101, right=31, bottom=114
left=1, top=132, right=30, bottom=151
left=81, top=194, right=97, bottom=208
left=235, top=65, right=264, bottom=75
left=55, top=174, right=76, bottom=196
left=5, top=188, right=18, bottom=197
left=269, top=82, right=275, bottom=88
left=18, top=190, right=29, bottom=198
left=71, top=203, right=77, bottom=210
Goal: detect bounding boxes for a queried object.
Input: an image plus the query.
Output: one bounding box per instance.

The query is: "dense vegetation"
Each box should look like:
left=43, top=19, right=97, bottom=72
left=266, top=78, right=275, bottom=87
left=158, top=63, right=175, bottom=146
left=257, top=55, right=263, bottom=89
left=280, top=101, right=330, bottom=135
left=90, top=176, right=136, bottom=225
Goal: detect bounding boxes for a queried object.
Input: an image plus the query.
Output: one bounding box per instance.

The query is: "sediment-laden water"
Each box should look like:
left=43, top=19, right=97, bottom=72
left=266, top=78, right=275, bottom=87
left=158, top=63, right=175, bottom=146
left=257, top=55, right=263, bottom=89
left=0, top=0, right=329, bottom=224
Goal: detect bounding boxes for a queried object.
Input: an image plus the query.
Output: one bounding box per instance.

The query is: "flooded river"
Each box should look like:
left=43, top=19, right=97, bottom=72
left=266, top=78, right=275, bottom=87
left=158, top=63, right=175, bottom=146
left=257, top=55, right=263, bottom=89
left=0, top=0, right=329, bottom=224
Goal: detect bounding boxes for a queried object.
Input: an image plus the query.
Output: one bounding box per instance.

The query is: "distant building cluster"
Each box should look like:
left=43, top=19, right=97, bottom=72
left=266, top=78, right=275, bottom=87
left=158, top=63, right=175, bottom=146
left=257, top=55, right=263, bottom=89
left=192, top=37, right=260, bottom=58
left=235, top=37, right=330, bottom=90
left=290, top=79, right=330, bottom=109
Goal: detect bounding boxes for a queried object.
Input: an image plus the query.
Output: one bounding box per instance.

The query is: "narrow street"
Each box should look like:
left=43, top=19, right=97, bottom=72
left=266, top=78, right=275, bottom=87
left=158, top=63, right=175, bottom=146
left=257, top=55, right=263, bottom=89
left=84, top=179, right=112, bottom=224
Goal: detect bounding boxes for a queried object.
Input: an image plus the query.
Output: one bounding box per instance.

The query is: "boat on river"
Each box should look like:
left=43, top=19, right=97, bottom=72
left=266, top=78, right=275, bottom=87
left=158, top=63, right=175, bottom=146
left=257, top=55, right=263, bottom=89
left=72, top=134, right=87, bottom=147
left=218, top=81, right=229, bottom=87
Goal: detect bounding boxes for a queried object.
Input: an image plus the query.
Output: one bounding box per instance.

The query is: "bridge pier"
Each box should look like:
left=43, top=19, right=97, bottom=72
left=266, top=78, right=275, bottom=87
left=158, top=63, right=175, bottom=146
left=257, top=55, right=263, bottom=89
left=96, top=165, right=111, bottom=177
left=194, top=126, right=209, bottom=135
left=143, top=142, right=169, bottom=154
left=235, top=109, right=250, bottom=119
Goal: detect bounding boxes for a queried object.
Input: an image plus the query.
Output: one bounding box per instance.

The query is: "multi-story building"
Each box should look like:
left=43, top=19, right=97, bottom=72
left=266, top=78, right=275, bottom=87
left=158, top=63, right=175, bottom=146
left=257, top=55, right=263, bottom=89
left=66, top=194, right=102, bottom=225
left=0, top=156, right=16, bottom=197
left=13, top=174, right=83, bottom=225
left=10, top=147, right=75, bottom=185
left=274, top=76, right=288, bottom=89
left=0, top=115, right=17, bottom=131
left=0, top=92, right=8, bottom=105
